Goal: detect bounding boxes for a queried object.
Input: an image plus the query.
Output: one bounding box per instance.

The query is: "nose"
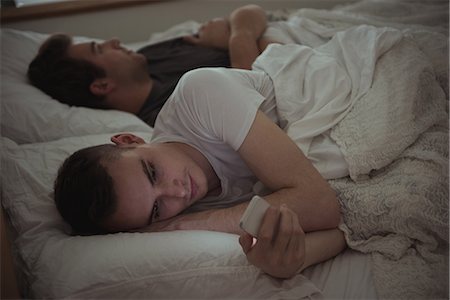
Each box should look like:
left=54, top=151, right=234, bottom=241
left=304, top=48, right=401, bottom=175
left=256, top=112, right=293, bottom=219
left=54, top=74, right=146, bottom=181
left=155, top=179, right=189, bottom=220
left=103, top=38, right=121, bottom=49
left=162, top=179, right=187, bottom=198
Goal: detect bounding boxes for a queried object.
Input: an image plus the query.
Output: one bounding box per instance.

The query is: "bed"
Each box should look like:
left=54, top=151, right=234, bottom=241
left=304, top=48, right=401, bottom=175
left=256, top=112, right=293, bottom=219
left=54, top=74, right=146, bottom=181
left=1, top=0, right=448, bottom=299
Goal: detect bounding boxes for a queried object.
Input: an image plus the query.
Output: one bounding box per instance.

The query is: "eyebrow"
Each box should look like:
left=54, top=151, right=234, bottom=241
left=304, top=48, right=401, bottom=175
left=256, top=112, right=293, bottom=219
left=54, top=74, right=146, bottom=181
left=140, top=159, right=155, bottom=185
left=90, top=41, right=96, bottom=55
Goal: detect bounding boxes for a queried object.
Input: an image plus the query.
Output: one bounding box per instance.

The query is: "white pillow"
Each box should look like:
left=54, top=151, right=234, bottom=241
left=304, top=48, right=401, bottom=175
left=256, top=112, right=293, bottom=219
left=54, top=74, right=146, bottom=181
left=1, top=134, right=322, bottom=299
left=1, top=28, right=151, bottom=144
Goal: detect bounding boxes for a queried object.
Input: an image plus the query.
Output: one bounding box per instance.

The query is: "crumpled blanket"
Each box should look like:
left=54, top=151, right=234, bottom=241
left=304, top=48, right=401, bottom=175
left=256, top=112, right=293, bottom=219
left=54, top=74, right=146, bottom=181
left=328, top=29, right=448, bottom=299
left=254, top=1, right=449, bottom=298
left=254, top=25, right=403, bottom=179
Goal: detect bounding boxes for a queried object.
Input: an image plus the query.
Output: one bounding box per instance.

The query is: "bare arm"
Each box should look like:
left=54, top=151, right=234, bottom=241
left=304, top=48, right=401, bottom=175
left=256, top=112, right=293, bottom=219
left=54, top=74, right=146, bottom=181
left=238, top=111, right=341, bottom=231
left=239, top=205, right=346, bottom=278
left=301, top=228, right=347, bottom=271
left=146, top=111, right=340, bottom=233
left=227, top=4, right=268, bottom=69
left=146, top=202, right=346, bottom=279
left=184, top=5, right=278, bottom=69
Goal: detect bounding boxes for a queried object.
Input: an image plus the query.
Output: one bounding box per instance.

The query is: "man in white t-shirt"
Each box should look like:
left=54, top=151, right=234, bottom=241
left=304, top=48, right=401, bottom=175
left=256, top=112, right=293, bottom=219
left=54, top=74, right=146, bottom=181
left=53, top=66, right=346, bottom=279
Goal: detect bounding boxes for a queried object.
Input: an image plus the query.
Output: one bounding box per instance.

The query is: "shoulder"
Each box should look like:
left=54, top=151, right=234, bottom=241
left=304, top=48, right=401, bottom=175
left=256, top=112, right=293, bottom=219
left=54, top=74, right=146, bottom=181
left=179, top=68, right=230, bottom=88
left=175, top=68, right=236, bottom=109
left=178, top=67, right=265, bottom=94
left=157, top=69, right=233, bottom=127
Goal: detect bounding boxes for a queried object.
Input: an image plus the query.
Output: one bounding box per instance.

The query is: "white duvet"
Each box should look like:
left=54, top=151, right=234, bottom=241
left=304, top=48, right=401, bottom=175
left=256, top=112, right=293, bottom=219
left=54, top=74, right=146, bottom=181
left=256, top=2, right=449, bottom=299
left=254, top=25, right=403, bottom=179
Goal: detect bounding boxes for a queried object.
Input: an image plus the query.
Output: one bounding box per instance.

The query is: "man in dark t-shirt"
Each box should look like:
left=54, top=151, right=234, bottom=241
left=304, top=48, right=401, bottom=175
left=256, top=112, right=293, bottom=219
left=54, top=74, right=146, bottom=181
left=137, top=37, right=230, bottom=126
left=27, top=5, right=276, bottom=127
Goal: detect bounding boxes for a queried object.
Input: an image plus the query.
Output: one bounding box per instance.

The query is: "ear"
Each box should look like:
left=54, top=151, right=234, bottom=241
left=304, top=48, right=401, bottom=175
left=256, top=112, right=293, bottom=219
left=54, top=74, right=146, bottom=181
left=90, top=78, right=115, bottom=96
left=111, top=133, right=146, bottom=145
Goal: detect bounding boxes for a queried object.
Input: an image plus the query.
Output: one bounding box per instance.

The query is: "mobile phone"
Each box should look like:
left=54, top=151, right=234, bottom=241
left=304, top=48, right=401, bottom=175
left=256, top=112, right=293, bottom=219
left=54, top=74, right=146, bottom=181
left=239, top=195, right=270, bottom=237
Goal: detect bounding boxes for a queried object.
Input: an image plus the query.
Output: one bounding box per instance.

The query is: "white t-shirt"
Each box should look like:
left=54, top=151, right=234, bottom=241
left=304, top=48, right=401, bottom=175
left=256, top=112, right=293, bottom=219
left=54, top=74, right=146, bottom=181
left=152, top=67, right=277, bottom=212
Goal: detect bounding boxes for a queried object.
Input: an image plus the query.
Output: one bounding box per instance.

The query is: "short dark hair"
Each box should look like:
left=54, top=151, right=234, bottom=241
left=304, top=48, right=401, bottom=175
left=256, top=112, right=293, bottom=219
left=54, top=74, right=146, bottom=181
left=27, top=34, right=108, bottom=109
left=53, top=144, right=131, bottom=235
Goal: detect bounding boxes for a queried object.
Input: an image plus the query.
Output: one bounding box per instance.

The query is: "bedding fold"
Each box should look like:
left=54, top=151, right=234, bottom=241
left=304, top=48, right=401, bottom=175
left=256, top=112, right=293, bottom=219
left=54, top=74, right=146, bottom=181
left=256, top=1, right=449, bottom=298
left=254, top=25, right=404, bottom=179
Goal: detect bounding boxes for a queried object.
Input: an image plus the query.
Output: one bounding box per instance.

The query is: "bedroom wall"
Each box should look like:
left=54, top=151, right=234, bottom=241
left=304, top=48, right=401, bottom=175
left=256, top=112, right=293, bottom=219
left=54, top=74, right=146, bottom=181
left=2, top=0, right=357, bottom=43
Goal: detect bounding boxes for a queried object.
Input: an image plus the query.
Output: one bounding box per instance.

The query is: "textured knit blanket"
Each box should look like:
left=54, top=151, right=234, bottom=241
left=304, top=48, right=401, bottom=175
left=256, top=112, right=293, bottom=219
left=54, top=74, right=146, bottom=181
left=258, top=1, right=449, bottom=298
left=329, top=29, right=448, bottom=300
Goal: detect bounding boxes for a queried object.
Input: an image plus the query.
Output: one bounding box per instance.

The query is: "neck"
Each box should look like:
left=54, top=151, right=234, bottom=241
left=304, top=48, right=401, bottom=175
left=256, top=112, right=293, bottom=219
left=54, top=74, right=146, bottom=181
left=107, top=78, right=153, bottom=114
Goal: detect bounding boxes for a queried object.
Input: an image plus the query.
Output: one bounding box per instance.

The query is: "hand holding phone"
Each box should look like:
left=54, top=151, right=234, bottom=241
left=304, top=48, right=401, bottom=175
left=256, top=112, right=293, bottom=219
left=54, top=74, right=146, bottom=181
left=239, top=195, right=270, bottom=237
left=239, top=201, right=308, bottom=279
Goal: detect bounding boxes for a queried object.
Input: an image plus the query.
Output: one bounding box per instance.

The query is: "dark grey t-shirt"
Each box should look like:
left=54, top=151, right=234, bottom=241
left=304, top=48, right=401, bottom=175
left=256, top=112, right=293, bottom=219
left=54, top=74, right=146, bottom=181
left=136, top=37, right=231, bottom=126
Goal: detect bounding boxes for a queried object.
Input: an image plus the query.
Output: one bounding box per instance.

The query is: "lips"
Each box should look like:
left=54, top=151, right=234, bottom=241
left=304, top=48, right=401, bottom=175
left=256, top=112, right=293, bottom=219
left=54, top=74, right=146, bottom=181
left=189, top=175, right=197, bottom=202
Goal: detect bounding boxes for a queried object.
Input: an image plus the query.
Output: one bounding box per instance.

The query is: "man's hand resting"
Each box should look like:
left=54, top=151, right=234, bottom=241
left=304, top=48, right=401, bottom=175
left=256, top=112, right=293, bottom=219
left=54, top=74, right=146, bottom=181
left=183, top=18, right=230, bottom=50
left=239, top=204, right=306, bottom=279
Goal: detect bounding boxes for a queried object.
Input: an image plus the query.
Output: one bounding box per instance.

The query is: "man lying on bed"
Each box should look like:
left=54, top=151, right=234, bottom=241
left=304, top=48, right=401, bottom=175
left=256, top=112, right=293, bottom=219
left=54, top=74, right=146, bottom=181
left=27, top=4, right=280, bottom=127
left=53, top=66, right=347, bottom=279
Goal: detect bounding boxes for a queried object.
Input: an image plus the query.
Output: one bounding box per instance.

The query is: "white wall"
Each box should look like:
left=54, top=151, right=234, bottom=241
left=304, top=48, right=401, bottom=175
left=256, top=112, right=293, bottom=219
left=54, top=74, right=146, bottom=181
left=3, top=0, right=356, bottom=43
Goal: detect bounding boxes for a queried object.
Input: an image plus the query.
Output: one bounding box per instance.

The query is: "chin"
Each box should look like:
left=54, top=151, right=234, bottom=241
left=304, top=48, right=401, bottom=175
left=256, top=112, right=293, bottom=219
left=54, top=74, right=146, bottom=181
left=136, top=53, right=147, bottom=63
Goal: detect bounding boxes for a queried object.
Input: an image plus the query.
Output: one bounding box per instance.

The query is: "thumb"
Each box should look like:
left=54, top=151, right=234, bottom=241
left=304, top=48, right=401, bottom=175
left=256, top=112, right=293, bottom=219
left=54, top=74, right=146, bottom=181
left=239, top=233, right=254, bottom=254
left=183, top=35, right=200, bottom=45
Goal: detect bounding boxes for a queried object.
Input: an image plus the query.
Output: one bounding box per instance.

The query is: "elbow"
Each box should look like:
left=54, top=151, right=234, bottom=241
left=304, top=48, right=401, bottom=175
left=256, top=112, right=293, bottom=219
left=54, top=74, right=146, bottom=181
left=230, top=4, right=267, bottom=37
left=297, top=184, right=341, bottom=232
left=231, top=4, right=265, bottom=18
left=231, top=61, right=252, bottom=70
left=324, top=189, right=341, bottom=229
left=236, top=4, right=265, bottom=15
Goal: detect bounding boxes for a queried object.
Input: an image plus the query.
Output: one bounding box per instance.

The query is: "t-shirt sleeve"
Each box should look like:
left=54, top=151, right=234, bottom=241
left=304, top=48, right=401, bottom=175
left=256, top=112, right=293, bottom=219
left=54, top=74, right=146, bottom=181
left=171, top=68, right=266, bottom=150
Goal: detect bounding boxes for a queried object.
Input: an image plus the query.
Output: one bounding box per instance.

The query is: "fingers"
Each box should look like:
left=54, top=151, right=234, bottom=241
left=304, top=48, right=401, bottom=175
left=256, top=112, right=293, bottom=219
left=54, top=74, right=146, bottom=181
left=183, top=23, right=205, bottom=45
left=241, top=204, right=306, bottom=279
left=290, top=208, right=305, bottom=255
left=256, top=205, right=295, bottom=252
left=256, top=206, right=279, bottom=249
left=283, top=208, right=305, bottom=274
left=273, top=205, right=294, bottom=254
left=239, top=233, right=254, bottom=254
left=182, top=35, right=200, bottom=45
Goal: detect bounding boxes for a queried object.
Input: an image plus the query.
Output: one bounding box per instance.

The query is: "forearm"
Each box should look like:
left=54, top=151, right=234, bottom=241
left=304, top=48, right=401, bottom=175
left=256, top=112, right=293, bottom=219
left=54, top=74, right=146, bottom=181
left=238, top=111, right=341, bottom=232
left=238, top=206, right=346, bottom=279
left=145, top=187, right=340, bottom=235
left=143, top=203, right=246, bottom=234
left=228, top=5, right=267, bottom=69
left=258, top=37, right=281, bottom=53
left=263, top=186, right=341, bottom=232
left=301, top=228, right=347, bottom=272
left=229, top=34, right=262, bottom=70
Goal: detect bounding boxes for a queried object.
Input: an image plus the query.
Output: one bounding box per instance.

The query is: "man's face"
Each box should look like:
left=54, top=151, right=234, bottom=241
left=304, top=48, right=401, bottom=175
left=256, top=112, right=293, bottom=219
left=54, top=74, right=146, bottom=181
left=101, top=143, right=210, bottom=232
left=67, top=37, right=148, bottom=84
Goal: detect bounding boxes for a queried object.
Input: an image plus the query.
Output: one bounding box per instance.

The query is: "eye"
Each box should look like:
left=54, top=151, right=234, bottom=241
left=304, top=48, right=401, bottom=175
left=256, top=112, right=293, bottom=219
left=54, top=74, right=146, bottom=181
left=141, top=160, right=157, bottom=185
left=152, top=201, right=160, bottom=221
left=147, top=162, right=157, bottom=183
left=92, top=42, right=102, bottom=55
